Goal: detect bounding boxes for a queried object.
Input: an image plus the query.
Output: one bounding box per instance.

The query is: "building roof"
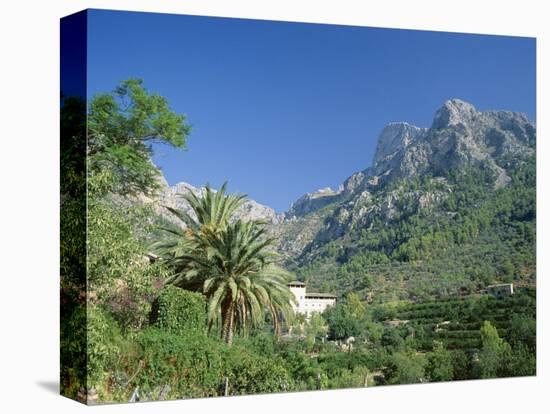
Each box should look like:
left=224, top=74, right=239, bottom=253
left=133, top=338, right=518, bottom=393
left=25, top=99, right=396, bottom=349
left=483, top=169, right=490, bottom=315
left=288, top=281, right=306, bottom=286
left=306, top=292, right=337, bottom=299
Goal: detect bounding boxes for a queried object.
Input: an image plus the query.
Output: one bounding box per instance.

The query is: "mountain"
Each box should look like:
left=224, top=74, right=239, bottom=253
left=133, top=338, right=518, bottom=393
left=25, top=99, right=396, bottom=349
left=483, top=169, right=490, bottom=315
left=275, top=99, right=536, bottom=302
left=147, top=99, right=535, bottom=303
left=156, top=179, right=282, bottom=225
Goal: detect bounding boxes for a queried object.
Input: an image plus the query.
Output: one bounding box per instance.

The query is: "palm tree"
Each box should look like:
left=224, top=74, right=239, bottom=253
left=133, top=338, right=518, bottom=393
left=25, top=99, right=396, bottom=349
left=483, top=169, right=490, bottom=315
left=153, top=182, right=246, bottom=290
left=154, top=183, right=295, bottom=345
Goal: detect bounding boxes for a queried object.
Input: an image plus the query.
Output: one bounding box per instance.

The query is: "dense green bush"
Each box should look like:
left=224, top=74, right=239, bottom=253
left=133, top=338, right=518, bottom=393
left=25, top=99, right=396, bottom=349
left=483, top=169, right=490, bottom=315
left=87, top=306, right=126, bottom=390
left=60, top=302, right=87, bottom=398
left=383, top=351, right=426, bottom=385
left=133, top=328, right=224, bottom=399
left=152, top=286, right=207, bottom=335
left=426, top=342, right=454, bottom=382
left=222, top=345, right=294, bottom=395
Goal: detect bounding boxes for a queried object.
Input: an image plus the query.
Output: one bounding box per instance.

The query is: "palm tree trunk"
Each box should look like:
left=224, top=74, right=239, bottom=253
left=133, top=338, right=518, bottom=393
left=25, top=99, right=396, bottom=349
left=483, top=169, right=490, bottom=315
left=226, top=314, right=234, bottom=346
left=222, top=302, right=235, bottom=346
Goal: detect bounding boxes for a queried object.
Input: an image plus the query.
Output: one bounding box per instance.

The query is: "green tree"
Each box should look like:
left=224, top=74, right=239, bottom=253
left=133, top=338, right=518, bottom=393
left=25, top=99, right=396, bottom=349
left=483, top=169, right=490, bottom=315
left=304, top=313, right=329, bottom=348
left=323, top=293, right=369, bottom=341
left=426, top=341, right=454, bottom=382
left=87, top=202, right=168, bottom=331
left=507, top=314, right=536, bottom=351
left=344, top=292, right=367, bottom=320
left=384, top=351, right=426, bottom=385
left=478, top=321, right=512, bottom=378
left=88, top=78, right=191, bottom=196
left=152, top=285, right=207, bottom=335
left=158, top=185, right=296, bottom=344
left=324, top=304, right=364, bottom=340
left=381, top=328, right=405, bottom=351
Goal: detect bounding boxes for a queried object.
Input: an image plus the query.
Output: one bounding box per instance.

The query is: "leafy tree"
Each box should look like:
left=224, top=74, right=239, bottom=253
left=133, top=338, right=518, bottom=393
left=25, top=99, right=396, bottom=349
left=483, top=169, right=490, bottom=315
left=384, top=351, right=426, bottom=385
left=451, top=349, right=477, bottom=380
left=88, top=78, right=191, bottom=196
left=324, top=304, right=364, bottom=340
left=426, top=341, right=454, bottom=382
left=506, top=344, right=536, bottom=377
left=507, top=314, right=536, bottom=351
left=344, top=292, right=368, bottom=320
left=304, top=313, right=329, bottom=348
left=381, top=328, right=405, bottom=351
left=323, top=293, right=370, bottom=341
left=289, top=312, right=307, bottom=337
left=60, top=94, right=87, bottom=398
left=87, top=202, right=168, bottom=331
left=478, top=321, right=512, bottom=378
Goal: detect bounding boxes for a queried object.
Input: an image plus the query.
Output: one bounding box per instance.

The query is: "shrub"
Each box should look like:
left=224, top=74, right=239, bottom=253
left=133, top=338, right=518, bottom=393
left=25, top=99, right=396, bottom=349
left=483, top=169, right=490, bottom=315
left=87, top=306, right=124, bottom=388
left=151, top=286, right=206, bottom=335
left=131, top=328, right=224, bottom=399
left=222, top=345, right=294, bottom=395
left=384, top=351, right=426, bottom=385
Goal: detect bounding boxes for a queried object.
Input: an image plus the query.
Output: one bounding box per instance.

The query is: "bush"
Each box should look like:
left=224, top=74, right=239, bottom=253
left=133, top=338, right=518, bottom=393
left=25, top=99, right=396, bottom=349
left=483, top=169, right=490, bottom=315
left=60, top=302, right=87, bottom=398
left=130, top=328, right=224, bottom=399
left=222, top=345, right=294, bottom=395
left=87, top=306, right=124, bottom=388
left=151, top=286, right=206, bottom=335
left=383, top=351, right=426, bottom=385
left=426, top=342, right=454, bottom=382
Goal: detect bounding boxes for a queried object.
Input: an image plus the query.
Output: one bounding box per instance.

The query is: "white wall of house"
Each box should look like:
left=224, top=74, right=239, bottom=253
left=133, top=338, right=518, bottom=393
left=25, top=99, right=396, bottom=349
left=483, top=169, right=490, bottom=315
left=288, top=282, right=336, bottom=317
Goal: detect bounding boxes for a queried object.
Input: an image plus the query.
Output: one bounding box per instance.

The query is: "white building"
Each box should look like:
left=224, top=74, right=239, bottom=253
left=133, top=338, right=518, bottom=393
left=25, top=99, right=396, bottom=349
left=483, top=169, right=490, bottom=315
left=288, top=281, right=336, bottom=317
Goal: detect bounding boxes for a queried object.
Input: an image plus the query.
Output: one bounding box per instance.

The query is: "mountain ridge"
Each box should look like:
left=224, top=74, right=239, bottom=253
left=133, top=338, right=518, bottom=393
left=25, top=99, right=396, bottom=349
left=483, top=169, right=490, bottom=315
left=147, top=98, right=535, bottom=302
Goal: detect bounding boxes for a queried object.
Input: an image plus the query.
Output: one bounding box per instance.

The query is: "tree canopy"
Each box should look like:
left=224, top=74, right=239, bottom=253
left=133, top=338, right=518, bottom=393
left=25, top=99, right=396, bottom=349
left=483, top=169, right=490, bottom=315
left=88, top=78, right=191, bottom=196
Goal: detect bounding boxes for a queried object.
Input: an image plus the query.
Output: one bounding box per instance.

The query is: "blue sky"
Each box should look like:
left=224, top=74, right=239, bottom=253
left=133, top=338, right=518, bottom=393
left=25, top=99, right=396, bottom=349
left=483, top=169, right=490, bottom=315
left=86, top=9, right=536, bottom=212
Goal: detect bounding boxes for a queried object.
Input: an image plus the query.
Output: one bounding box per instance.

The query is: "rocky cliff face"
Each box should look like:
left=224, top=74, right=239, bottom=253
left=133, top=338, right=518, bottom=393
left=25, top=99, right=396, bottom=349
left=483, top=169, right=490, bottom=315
left=372, top=122, right=428, bottom=167
left=366, top=99, right=535, bottom=188
left=286, top=187, right=343, bottom=218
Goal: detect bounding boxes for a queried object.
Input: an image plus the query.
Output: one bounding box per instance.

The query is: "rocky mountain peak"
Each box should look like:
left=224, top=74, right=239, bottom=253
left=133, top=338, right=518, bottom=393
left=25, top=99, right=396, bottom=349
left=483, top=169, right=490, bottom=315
left=372, top=122, right=427, bottom=167
left=432, top=98, right=477, bottom=129
left=286, top=186, right=343, bottom=218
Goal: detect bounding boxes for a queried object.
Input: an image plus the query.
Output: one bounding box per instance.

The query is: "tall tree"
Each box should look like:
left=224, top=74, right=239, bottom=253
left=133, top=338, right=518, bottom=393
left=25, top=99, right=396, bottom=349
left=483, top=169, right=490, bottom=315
left=478, top=321, right=512, bottom=378
left=87, top=78, right=191, bottom=196
left=156, top=184, right=295, bottom=344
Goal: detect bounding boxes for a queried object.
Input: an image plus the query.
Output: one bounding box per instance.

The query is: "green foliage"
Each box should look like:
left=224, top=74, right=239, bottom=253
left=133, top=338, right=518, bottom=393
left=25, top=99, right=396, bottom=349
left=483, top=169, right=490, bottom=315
left=324, top=305, right=364, bottom=340
left=304, top=313, right=329, bottom=349
left=153, top=286, right=206, bottom=335
left=60, top=302, right=87, bottom=398
left=323, top=293, right=370, bottom=340
left=381, top=328, right=405, bottom=352
left=507, top=314, right=536, bottom=351
left=87, top=201, right=169, bottom=331
left=132, top=328, right=224, bottom=399
left=88, top=78, right=191, bottom=196
left=60, top=93, right=88, bottom=399
left=91, top=327, right=293, bottom=401
left=87, top=306, right=124, bottom=388
left=222, top=345, right=293, bottom=395
left=426, top=342, right=454, bottom=382
left=478, top=321, right=512, bottom=378
left=157, top=184, right=295, bottom=344
left=384, top=351, right=426, bottom=385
